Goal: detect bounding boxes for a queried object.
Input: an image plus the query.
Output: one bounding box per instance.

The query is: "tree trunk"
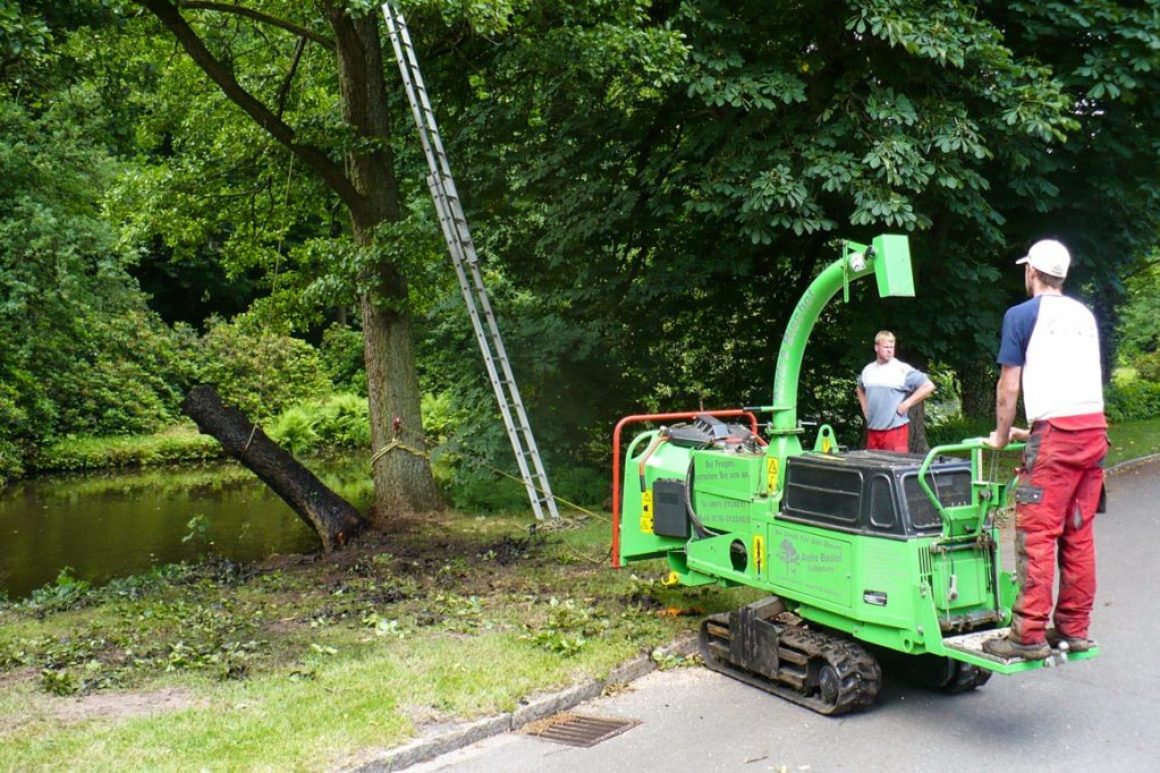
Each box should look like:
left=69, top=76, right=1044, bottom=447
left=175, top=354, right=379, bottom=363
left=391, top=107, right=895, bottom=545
left=181, top=385, right=366, bottom=551
left=957, top=357, right=996, bottom=420
left=357, top=245, right=444, bottom=520
left=326, top=2, right=443, bottom=521
left=907, top=402, right=930, bottom=454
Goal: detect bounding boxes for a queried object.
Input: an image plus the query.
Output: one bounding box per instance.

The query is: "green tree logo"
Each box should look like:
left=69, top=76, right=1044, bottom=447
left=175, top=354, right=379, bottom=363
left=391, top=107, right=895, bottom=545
left=779, top=539, right=800, bottom=575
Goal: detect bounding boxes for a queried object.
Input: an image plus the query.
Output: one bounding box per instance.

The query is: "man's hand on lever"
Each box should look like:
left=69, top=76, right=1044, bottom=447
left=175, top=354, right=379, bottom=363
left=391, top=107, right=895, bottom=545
left=985, top=426, right=1029, bottom=449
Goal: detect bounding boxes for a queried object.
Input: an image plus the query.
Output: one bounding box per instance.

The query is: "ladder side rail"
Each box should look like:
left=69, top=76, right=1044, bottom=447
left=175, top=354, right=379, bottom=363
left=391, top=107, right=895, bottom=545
left=426, top=176, right=547, bottom=519
left=439, top=174, right=558, bottom=516
left=387, top=8, right=457, bottom=184
left=426, top=178, right=533, bottom=443
left=382, top=6, right=445, bottom=187
left=386, top=5, right=516, bottom=358
left=437, top=175, right=559, bottom=517
left=397, top=28, right=455, bottom=181
left=458, top=252, right=559, bottom=517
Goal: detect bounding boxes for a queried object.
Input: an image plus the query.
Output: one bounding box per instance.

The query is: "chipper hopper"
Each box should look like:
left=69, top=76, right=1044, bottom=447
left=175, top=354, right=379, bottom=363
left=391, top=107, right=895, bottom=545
left=612, top=235, right=1098, bottom=715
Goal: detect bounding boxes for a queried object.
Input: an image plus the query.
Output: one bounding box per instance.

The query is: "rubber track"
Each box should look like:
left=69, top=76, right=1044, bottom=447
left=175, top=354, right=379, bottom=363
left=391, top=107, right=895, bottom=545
left=940, top=661, right=992, bottom=694
left=699, top=614, right=882, bottom=716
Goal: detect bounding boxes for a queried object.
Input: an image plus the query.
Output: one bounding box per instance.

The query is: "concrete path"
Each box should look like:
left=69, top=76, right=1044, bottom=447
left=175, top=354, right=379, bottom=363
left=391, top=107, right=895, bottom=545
left=367, top=457, right=1160, bottom=772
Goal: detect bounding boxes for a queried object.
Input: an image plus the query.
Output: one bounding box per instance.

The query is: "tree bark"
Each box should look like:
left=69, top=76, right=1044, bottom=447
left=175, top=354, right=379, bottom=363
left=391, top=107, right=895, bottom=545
left=907, top=402, right=930, bottom=454
left=358, top=281, right=444, bottom=519
left=957, top=357, right=996, bottom=420
left=181, top=385, right=366, bottom=551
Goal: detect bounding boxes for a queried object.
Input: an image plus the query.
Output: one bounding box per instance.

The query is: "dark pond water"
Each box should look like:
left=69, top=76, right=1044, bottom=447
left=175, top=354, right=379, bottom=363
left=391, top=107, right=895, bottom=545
left=0, top=455, right=373, bottom=600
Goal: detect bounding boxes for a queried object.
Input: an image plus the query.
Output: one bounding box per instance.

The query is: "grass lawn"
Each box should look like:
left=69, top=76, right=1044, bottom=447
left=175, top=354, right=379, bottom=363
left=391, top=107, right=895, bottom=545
left=1108, top=416, right=1160, bottom=466
left=0, top=512, right=759, bottom=772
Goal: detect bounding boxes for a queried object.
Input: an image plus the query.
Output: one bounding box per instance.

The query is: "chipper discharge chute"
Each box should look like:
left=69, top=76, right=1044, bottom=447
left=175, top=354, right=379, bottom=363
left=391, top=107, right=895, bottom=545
left=612, top=235, right=1098, bottom=716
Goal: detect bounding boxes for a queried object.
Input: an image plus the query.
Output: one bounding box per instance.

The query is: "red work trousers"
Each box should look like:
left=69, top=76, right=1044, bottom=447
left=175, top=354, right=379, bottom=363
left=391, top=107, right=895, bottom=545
left=1010, top=422, right=1108, bottom=645
left=866, top=424, right=909, bottom=452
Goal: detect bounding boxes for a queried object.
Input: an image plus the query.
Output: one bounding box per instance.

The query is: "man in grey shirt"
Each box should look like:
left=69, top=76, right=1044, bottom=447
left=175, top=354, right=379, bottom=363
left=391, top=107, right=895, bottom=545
left=856, top=330, right=935, bottom=452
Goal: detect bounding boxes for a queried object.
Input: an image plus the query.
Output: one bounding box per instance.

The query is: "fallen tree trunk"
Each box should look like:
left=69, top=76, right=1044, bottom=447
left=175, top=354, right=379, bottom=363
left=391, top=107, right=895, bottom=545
left=181, top=385, right=367, bottom=551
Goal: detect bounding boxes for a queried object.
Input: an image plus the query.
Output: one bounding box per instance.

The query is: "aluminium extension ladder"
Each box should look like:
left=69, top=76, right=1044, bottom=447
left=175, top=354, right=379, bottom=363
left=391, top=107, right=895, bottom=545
left=381, top=3, right=559, bottom=520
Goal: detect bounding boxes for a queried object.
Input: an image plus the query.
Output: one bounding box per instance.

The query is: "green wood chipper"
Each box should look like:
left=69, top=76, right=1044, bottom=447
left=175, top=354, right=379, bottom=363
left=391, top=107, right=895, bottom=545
left=612, top=235, right=1098, bottom=715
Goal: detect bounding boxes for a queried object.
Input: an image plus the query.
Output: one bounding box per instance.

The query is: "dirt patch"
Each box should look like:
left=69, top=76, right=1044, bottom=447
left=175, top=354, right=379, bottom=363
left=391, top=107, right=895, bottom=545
left=478, top=535, right=533, bottom=566
left=52, top=687, right=207, bottom=724
left=0, top=666, right=36, bottom=689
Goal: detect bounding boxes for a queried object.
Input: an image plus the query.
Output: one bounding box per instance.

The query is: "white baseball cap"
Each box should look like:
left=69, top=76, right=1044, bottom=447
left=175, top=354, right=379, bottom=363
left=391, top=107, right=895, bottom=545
left=1016, top=239, right=1070, bottom=278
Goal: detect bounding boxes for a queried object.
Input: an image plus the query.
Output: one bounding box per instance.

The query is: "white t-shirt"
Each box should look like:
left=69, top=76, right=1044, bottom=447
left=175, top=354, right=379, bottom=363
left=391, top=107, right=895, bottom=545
left=858, top=358, right=930, bottom=431
left=997, top=294, right=1104, bottom=423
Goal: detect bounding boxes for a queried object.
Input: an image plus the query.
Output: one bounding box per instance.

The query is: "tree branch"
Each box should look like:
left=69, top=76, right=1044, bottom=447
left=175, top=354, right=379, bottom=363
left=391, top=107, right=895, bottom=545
left=137, top=0, right=367, bottom=216
left=1122, top=256, right=1160, bottom=281
left=276, top=35, right=307, bottom=119
left=179, top=1, right=334, bottom=48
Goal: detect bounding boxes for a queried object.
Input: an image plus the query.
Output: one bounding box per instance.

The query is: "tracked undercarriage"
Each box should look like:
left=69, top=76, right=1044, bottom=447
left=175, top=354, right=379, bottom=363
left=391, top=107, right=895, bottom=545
left=698, top=598, right=882, bottom=716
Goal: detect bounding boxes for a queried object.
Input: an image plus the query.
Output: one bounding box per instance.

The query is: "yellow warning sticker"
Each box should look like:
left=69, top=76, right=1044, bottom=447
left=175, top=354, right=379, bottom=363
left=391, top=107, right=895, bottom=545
left=754, top=534, right=765, bottom=574
left=640, top=489, right=654, bottom=534
left=766, top=458, right=779, bottom=492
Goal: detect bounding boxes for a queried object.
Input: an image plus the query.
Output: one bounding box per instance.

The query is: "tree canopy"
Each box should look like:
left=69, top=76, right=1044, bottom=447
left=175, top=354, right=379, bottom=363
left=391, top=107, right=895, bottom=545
left=3, top=0, right=1160, bottom=502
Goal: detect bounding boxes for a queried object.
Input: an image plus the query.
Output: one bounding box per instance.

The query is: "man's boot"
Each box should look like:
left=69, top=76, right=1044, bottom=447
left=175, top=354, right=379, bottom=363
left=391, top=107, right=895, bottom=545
left=1046, top=628, right=1095, bottom=653
left=982, top=633, right=1050, bottom=660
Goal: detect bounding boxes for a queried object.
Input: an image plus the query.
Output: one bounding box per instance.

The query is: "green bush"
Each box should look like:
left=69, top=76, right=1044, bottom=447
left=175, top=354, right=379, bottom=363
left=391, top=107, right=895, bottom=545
left=1105, top=380, right=1160, bottom=423
left=196, top=317, right=333, bottom=420
left=1134, top=351, right=1160, bottom=384
left=445, top=469, right=530, bottom=512
left=319, top=324, right=366, bottom=395
left=548, top=466, right=608, bottom=510
left=1, top=94, right=198, bottom=481
left=0, top=383, right=26, bottom=484
left=432, top=460, right=607, bottom=515
left=266, top=393, right=371, bottom=455
left=266, top=407, right=320, bottom=456
left=32, top=426, right=222, bottom=473
left=926, top=415, right=995, bottom=447
left=311, top=393, right=372, bottom=447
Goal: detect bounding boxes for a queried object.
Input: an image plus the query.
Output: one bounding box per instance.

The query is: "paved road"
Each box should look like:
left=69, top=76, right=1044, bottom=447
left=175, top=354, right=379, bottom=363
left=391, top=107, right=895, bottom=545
left=408, top=459, right=1160, bottom=773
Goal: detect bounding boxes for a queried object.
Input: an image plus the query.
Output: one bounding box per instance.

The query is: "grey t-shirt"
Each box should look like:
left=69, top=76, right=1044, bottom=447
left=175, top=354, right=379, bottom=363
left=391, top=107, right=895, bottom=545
left=858, top=359, right=931, bottom=431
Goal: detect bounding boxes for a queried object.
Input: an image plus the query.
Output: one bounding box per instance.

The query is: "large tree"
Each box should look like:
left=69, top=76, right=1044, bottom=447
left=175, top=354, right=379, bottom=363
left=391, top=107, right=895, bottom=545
left=417, top=0, right=1160, bottom=447
left=132, top=0, right=442, bottom=522
left=413, top=0, right=1077, bottom=439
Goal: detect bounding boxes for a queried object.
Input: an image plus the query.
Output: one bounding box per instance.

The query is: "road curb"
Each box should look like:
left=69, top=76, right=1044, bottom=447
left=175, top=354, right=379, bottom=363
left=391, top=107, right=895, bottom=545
left=344, top=634, right=699, bottom=772
left=1107, top=452, right=1160, bottom=476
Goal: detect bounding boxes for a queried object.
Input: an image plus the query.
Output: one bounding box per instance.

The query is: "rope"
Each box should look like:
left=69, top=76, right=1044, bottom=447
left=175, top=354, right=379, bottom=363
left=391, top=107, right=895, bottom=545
left=244, top=154, right=298, bottom=453
left=370, top=418, right=613, bottom=563
left=377, top=419, right=609, bottom=521
left=369, top=437, right=429, bottom=465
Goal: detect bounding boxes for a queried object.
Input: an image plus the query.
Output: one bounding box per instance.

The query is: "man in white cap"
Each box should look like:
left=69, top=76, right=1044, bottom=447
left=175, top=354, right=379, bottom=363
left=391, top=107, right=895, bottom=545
left=983, top=239, right=1107, bottom=660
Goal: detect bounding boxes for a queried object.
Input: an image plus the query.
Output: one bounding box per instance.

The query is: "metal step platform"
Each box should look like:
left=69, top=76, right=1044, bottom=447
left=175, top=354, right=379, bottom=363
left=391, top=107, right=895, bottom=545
left=942, top=627, right=1100, bottom=673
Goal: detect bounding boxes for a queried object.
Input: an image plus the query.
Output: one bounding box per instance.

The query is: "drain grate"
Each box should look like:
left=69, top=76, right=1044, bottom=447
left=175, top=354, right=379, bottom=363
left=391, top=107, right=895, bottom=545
left=521, top=712, right=640, bottom=748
